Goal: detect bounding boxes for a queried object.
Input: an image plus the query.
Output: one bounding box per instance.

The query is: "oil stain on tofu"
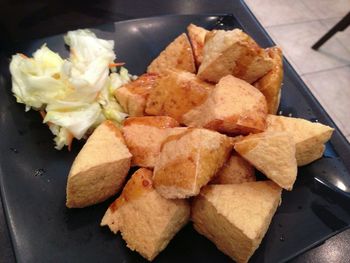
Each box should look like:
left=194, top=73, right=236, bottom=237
left=122, top=116, right=184, bottom=168
left=183, top=75, right=268, bottom=135
left=153, top=128, right=232, bottom=199
left=147, top=33, right=196, bottom=75
left=101, top=168, right=190, bottom=261
left=197, top=29, right=273, bottom=84
left=115, top=73, right=159, bottom=117
left=145, top=70, right=213, bottom=123
left=187, top=23, right=209, bottom=67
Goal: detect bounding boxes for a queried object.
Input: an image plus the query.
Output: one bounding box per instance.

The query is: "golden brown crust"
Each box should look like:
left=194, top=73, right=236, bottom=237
left=123, top=116, right=179, bottom=129
left=122, top=116, right=181, bottom=168
left=154, top=157, right=198, bottom=191
left=231, top=40, right=262, bottom=81
left=153, top=128, right=232, bottom=199
left=254, top=47, right=283, bottom=114
left=147, top=33, right=196, bottom=75
left=228, top=136, right=245, bottom=147
left=120, top=73, right=159, bottom=97
left=101, top=168, right=190, bottom=261
left=234, top=131, right=297, bottom=190
left=187, top=24, right=209, bottom=67
left=103, top=120, right=125, bottom=141
left=109, top=168, right=154, bottom=213
left=192, top=182, right=282, bottom=263
left=145, top=70, right=213, bottom=123
left=182, top=75, right=268, bottom=135
left=197, top=29, right=273, bottom=83
left=266, top=114, right=334, bottom=165
left=297, top=144, right=325, bottom=166
left=114, top=73, right=159, bottom=116
left=211, top=153, right=256, bottom=184
left=159, top=128, right=194, bottom=152
left=66, top=122, right=132, bottom=208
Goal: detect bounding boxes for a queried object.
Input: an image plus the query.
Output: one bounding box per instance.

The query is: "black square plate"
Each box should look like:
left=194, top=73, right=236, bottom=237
left=1, top=14, right=350, bottom=263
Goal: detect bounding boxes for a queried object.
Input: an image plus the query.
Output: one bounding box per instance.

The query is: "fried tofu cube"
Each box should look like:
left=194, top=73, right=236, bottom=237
left=266, top=115, right=334, bottom=166
left=145, top=70, right=213, bottom=123
left=197, top=29, right=273, bottom=83
left=254, top=47, right=283, bottom=114
left=234, top=131, right=297, bottom=190
left=101, top=168, right=190, bottom=261
left=147, top=33, right=196, bottom=75
left=187, top=24, right=209, bottom=66
left=228, top=135, right=245, bottom=146
left=122, top=116, right=186, bottom=168
left=115, top=73, right=159, bottom=116
left=183, top=75, right=268, bottom=135
left=211, top=153, right=256, bottom=184
left=192, top=181, right=282, bottom=263
left=297, top=144, right=325, bottom=166
left=66, top=121, right=132, bottom=208
left=153, top=128, right=232, bottom=199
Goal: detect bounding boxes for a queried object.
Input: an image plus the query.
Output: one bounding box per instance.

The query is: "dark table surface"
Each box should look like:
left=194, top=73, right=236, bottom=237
left=1, top=1, right=350, bottom=262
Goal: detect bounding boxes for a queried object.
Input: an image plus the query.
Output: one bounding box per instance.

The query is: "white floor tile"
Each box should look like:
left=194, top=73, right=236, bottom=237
left=244, top=0, right=317, bottom=27
left=302, top=66, right=350, bottom=139
left=302, top=0, right=350, bottom=19
left=267, top=21, right=350, bottom=74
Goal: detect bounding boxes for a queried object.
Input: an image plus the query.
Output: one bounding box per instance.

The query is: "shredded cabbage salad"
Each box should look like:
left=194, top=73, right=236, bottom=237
left=10, top=29, right=134, bottom=150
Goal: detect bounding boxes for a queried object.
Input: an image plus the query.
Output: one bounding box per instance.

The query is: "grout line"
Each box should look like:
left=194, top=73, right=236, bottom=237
left=300, top=0, right=350, bottom=22
left=263, top=15, right=347, bottom=29
left=265, top=19, right=321, bottom=29
left=318, top=17, right=343, bottom=25
left=301, top=65, right=350, bottom=76
left=297, top=0, right=349, bottom=26
left=298, top=0, right=322, bottom=22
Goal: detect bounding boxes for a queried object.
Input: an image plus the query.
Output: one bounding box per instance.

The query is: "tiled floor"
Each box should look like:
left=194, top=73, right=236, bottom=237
left=245, top=0, right=350, bottom=142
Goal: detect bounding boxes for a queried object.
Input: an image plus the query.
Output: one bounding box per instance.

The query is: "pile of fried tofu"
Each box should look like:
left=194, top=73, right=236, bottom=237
left=65, top=24, right=334, bottom=262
